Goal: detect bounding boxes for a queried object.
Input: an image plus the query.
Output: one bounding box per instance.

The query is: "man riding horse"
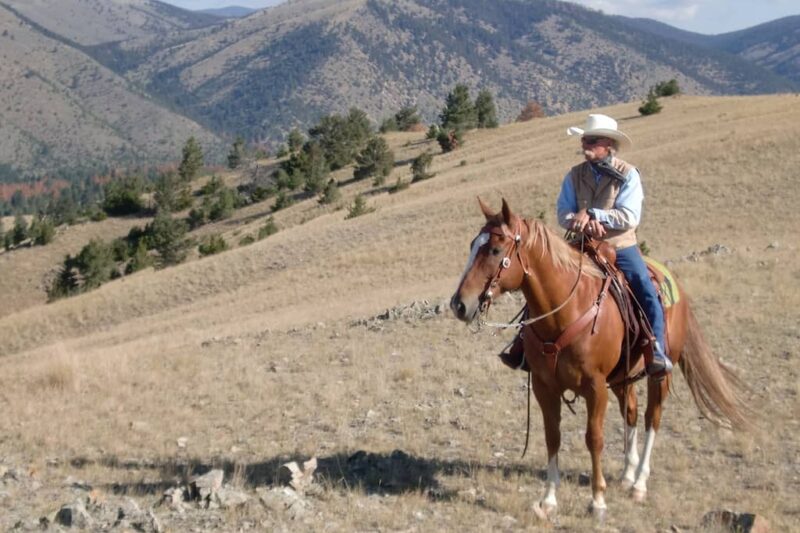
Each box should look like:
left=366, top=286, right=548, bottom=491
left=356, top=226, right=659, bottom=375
left=500, top=113, right=672, bottom=377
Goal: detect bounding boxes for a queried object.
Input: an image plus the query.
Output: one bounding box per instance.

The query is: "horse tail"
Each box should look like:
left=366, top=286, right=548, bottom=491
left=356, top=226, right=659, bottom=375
left=678, top=301, right=753, bottom=430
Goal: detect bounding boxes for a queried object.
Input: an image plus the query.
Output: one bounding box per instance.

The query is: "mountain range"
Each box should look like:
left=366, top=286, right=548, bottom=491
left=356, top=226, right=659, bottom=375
left=0, top=0, right=797, bottom=176
left=199, top=6, right=259, bottom=18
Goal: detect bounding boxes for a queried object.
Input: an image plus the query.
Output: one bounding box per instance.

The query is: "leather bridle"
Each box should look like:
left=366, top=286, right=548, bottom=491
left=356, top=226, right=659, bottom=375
left=477, top=220, right=531, bottom=314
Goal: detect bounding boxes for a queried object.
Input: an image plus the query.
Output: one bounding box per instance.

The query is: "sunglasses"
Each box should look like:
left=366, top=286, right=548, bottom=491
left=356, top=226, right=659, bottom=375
left=581, top=136, right=605, bottom=145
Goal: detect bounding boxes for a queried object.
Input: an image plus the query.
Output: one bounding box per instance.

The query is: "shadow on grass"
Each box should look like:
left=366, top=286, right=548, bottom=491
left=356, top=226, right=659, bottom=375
left=75, top=449, right=586, bottom=502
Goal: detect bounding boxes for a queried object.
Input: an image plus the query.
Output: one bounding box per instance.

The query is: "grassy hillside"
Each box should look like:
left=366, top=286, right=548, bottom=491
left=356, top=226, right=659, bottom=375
left=0, top=95, right=798, bottom=530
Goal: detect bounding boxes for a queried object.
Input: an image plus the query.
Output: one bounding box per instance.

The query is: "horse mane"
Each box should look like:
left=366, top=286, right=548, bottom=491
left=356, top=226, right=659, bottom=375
left=523, top=219, right=603, bottom=278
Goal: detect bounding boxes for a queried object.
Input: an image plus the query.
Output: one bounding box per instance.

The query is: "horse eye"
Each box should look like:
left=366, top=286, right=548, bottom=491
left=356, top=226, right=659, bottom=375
left=491, top=247, right=501, bottom=256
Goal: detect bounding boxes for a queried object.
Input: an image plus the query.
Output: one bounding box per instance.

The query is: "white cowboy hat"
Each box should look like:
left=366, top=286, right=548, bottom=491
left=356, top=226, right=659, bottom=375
left=566, top=114, right=632, bottom=150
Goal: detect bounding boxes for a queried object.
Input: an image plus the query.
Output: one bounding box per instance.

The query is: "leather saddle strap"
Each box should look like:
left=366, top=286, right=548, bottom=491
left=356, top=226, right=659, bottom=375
left=530, top=275, right=613, bottom=374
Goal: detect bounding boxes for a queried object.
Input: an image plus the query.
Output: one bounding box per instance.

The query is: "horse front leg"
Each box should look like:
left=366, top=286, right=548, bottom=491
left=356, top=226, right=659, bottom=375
left=530, top=374, right=562, bottom=518
left=611, top=384, right=639, bottom=489
left=585, top=376, right=610, bottom=517
left=632, top=376, right=671, bottom=502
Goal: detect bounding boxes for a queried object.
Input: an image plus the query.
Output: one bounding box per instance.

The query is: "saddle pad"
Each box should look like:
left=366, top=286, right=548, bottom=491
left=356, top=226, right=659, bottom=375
left=643, top=256, right=679, bottom=307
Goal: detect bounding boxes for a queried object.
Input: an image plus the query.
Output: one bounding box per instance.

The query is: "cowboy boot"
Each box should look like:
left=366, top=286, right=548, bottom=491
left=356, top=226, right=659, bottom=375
left=645, top=340, right=673, bottom=378
left=498, top=332, right=529, bottom=371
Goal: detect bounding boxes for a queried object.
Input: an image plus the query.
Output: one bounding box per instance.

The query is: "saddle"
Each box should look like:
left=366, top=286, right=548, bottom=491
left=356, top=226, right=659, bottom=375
left=578, top=238, right=671, bottom=386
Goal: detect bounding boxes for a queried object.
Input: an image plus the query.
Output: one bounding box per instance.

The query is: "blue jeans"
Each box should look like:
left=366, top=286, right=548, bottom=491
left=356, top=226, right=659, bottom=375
left=615, top=245, right=665, bottom=353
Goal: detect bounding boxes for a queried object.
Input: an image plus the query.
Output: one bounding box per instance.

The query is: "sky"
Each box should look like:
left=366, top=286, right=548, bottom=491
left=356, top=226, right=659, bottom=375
left=161, top=0, right=800, bottom=35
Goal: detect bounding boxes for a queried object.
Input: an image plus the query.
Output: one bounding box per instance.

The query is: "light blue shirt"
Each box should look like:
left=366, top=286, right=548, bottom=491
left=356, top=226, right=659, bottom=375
left=556, top=165, right=643, bottom=230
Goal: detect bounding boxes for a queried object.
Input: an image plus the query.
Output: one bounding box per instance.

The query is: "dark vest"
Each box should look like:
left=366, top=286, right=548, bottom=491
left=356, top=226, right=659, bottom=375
left=569, top=157, right=637, bottom=249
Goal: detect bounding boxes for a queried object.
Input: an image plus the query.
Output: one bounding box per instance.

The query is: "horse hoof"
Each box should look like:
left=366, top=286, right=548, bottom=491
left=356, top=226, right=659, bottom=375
left=532, top=501, right=556, bottom=521
left=620, top=478, right=634, bottom=491
left=592, top=505, right=607, bottom=523
left=631, top=488, right=647, bottom=502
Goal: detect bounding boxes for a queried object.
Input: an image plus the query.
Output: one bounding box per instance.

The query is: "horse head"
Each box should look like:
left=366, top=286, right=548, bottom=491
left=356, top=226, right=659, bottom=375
left=450, top=197, right=529, bottom=323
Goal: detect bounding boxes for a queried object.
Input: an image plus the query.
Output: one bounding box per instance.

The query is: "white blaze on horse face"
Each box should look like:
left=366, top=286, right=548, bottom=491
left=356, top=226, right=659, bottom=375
left=456, top=231, right=490, bottom=291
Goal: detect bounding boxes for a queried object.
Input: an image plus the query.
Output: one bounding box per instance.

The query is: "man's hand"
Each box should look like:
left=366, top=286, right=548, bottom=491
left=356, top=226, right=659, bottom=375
left=585, top=219, right=607, bottom=238
left=571, top=209, right=591, bottom=232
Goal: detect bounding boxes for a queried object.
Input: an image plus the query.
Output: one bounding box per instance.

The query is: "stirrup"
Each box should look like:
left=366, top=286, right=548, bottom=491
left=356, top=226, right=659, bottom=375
left=646, top=357, right=673, bottom=380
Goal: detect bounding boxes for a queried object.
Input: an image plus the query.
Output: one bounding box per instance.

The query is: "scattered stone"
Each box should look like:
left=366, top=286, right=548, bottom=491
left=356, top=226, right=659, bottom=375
left=502, top=514, right=518, bottom=526
left=350, top=299, right=449, bottom=329
left=64, top=476, right=92, bottom=491
left=176, top=437, right=189, bottom=449
left=129, top=420, right=149, bottom=432
left=457, top=488, right=478, bottom=502
left=278, top=458, right=318, bottom=493
left=190, top=469, right=224, bottom=501
left=702, top=510, right=770, bottom=533
left=148, top=509, right=163, bottom=533
left=766, top=241, right=779, bottom=250
left=162, top=486, right=188, bottom=510
left=257, top=486, right=310, bottom=520
left=682, top=243, right=732, bottom=262
left=450, top=417, right=467, bottom=430
left=213, top=487, right=250, bottom=509
left=53, top=500, right=94, bottom=528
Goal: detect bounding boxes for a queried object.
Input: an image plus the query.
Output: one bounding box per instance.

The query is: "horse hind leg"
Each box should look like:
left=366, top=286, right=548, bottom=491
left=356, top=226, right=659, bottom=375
left=632, top=376, right=671, bottom=502
left=611, top=384, right=639, bottom=489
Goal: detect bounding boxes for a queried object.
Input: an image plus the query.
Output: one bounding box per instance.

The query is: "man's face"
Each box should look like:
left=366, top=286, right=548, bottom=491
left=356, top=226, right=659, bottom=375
left=581, top=136, right=614, bottom=162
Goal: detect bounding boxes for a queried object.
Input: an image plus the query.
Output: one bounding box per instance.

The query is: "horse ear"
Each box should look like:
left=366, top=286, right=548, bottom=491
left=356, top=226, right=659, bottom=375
left=477, top=196, right=495, bottom=220
left=501, top=198, right=514, bottom=225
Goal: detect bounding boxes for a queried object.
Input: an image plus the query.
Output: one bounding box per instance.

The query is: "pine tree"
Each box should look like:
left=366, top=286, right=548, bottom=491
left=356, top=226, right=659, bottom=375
left=318, top=179, right=341, bottom=205
left=148, top=210, right=189, bottom=268
left=394, top=106, right=422, bottom=131
left=411, top=151, right=436, bottom=182
left=178, top=136, right=204, bottom=182
left=440, top=84, right=477, bottom=131
left=47, top=255, right=80, bottom=301
left=31, top=215, right=55, bottom=246
left=300, top=142, right=330, bottom=194
left=639, top=90, right=663, bottom=116
left=227, top=136, right=246, bottom=169
left=198, top=234, right=228, bottom=257
left=654, top=79, right=680, bottom=97
left=102, top=175, right=145, bottom=216
left=287, top=128, right=305, bottom=153
left=126, top=240, right=153, bottom=274
left=154, top=171, right=191, bottom=212
left=309, top=108, right=372, bottom=170
left=354, top=137, right=394, bottom=185
left=11, top=214, right=28, bottom=246
left=346, top=194, right=375, bottom=219
left=475, top=89, right=499, bottom=128
left=74, top=239, right=115, bottom=289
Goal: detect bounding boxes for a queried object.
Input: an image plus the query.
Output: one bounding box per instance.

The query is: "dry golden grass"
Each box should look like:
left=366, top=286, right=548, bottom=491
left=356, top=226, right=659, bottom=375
left=0, top=94, right=799, bottom=530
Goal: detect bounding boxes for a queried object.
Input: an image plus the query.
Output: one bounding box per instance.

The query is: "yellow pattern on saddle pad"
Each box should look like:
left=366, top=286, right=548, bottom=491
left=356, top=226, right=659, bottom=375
left=643, top=256, right=680, bottom=307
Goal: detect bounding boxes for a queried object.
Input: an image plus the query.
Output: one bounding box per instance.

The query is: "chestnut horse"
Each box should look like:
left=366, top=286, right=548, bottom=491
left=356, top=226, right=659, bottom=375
left=450, top=198, right=750, bottom=518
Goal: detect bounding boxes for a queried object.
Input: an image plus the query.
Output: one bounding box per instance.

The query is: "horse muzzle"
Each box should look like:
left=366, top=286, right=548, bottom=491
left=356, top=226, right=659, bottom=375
left=450, top=293, right=481, bottom=323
